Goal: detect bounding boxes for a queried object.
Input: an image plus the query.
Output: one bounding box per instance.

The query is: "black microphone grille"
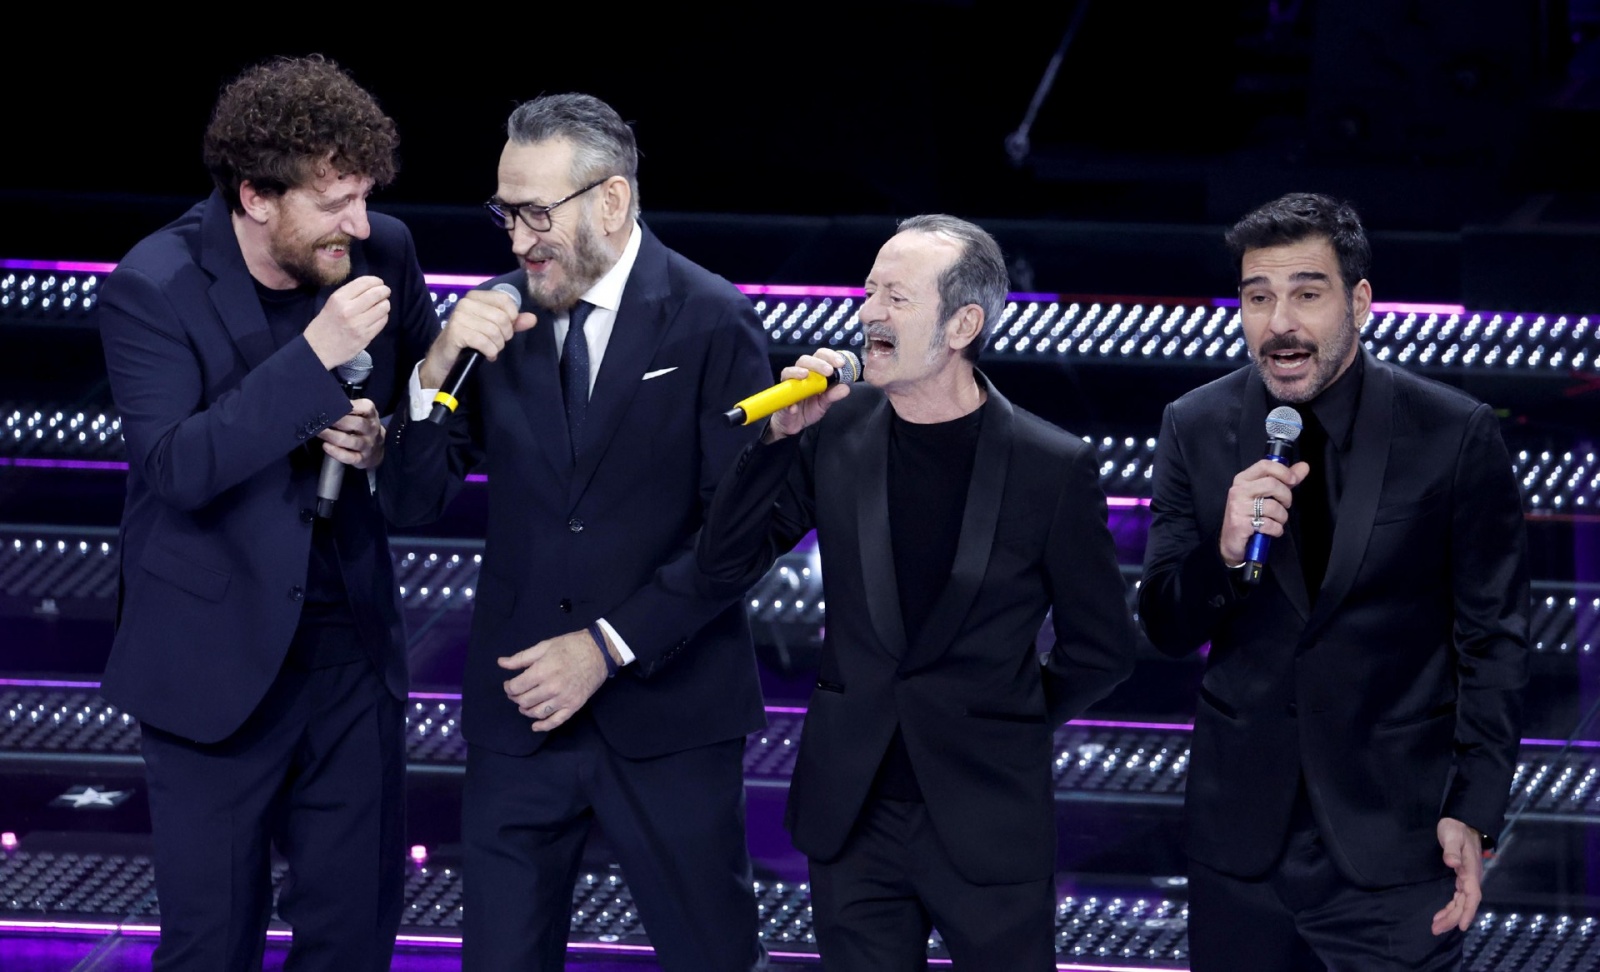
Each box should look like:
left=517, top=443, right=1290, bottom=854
left=835, top=349, right=862, bottom=384
left=1265, top=405, right=1303, bottom=443
left=335, top=349, right=374, bottom=384
left=491, top=281, right=524, bottom=310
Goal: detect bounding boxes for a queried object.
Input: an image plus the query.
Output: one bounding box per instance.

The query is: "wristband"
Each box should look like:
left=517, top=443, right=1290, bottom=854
left=587, top=623, right=618, bottom=679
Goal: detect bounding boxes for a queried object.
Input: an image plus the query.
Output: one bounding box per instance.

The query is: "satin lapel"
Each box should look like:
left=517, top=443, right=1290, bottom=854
left=196, top=194, right=274, bottom=371
left=1238, top=370, right=1311, bottom=621
left=899, top=377, right=1013, bottom=674
left=1302, top=354, right=1392, bottom=644
left=568, top=235, right=671, bottom=505
left=851, top=393, right=908, bottom=662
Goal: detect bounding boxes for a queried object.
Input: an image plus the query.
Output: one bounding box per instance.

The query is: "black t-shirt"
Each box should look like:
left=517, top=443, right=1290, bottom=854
left=254, top=282, right=362, bottom=668
left=870, top=402, right=985, bottom=802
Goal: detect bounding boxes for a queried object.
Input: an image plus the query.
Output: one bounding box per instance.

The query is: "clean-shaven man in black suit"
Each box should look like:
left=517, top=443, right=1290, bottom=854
left=696, top=215, right=1139, bottom=971
left=1139, top=193, right=1530, bottom=970
left=379, top=93, right=770, bottom=971
left=97, top=56, right=437, bottom=970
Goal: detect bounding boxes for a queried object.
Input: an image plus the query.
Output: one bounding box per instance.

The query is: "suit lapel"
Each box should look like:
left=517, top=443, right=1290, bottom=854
left=1237, top=370, right=1311, bottom=621
left=899, top=374, right=1012, bottom=674
left=196, top=193, right=274, bottom=371
left=850, top=392, right=909, bottom=662
left=1302, top=353, right=1392, bottom=643
left=568, top=228, right=672, bottom=505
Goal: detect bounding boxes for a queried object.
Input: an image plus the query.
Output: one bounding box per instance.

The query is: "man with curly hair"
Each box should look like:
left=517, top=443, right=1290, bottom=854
left=97, top=55, right=437, bottom=970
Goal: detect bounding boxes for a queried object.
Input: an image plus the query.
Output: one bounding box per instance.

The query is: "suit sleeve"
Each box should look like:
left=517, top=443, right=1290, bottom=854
left=1138, top=401, right=1248, bottom=657
left=601, top=296, right=775, bottom=668
left=695, top=430, right=819, bottom=597
left=1441, top=403, right=1530, bottom=837
left=1040, top=443, right=1141, bottom=726
left=99, top=265, right=352, bottom=513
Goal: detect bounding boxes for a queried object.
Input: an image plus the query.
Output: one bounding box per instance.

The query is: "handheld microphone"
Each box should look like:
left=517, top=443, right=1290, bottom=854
left=315, top=349, right=375, bottom=518
left=428, top=282, right=524, bottom=424
left=724, top=350, right=862, bottom=427
left=1242, top=405, right=1303, bottom=585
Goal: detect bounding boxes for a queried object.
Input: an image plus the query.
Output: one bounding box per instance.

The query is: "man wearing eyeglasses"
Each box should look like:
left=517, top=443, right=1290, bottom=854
left=380, top=93, right=771, bottom=971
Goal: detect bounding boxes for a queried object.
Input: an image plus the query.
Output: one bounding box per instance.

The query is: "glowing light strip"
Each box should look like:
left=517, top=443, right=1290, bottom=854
left=741, top=284, right=863, bottom=298
left=1, top=683, right=1586, bottom=753
left=0, top=458, right=127, bottom=471
left=0, top=918, right=1177, bottom=969
left=1373, top=301, right=1468, bottom=315
left=0, top=259, right=1478, bottom=320
left=0, top=259, right=116, bottom=274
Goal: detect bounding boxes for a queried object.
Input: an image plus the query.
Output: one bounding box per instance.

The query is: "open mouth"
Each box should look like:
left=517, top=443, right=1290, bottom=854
left=1266, top=349, right=1313, bottom=373
left=865, top=327, right=897, bottom=356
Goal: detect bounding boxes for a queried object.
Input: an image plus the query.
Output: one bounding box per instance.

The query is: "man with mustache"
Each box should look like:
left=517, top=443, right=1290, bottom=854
left=97, top=56, right=437, bottom=969
left=380, top=93, right=771, bottom=971
left=1138, top=193, right=1529, bottom=970
left=696, top=215, right=1139, bottom=970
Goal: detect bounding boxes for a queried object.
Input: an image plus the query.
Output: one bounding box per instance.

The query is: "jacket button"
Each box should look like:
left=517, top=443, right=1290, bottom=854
left=559, top=598, right=573, bottom=613
left=568, top=518, right=584, bottom=533
left=300, top=508, right=315, bottom=523
left=1286, top=702, right=1298, bottom=716
left=288, top=586, right=304, bottom=602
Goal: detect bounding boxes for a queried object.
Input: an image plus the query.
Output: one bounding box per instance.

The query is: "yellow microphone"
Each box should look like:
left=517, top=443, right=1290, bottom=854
left=723, top=350, right=862, bottom=427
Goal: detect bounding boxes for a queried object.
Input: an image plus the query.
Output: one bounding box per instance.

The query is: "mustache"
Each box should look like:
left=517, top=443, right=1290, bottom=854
left=1258, top=334, right=1317, bottom=356
left=865, top=324, right=897, bottom=345
left=316, top=234, right=354, bottom=248
left=520, top=244, right=561, bottom=262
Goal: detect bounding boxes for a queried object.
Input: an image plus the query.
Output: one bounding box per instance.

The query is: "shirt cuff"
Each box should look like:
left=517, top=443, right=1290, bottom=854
left=408, top=362, right=439, bottom=422
left=595, top=618, right=635, bottom=666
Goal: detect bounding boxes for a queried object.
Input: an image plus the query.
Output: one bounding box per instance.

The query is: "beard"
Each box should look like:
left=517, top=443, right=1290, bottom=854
left=1254, top=304, right=1358, bottom=404
left=267, top=226, right=353, bottom=289
left=521, top=207, right=612, bottom=311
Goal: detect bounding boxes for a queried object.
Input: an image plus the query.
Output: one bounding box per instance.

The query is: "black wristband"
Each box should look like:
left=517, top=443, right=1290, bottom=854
left=588, top=623, right=617, bottom=678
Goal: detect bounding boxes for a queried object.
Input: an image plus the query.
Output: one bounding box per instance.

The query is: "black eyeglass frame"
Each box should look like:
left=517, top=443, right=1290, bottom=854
left=484, top=177, right=609, bottom=233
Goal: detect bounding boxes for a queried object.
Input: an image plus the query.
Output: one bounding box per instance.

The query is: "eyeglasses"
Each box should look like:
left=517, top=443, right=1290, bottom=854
left=484, top=178, right=608, bottom=234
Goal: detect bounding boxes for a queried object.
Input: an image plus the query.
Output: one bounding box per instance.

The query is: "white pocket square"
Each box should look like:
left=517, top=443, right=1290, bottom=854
left=642, top=367, right=679, bottom=380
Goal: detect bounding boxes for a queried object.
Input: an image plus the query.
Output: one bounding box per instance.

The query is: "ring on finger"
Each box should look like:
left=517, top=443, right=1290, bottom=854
left=1252, top=496, right=1265, bottom=519
left=1251, top=516, right=1264, bottom=530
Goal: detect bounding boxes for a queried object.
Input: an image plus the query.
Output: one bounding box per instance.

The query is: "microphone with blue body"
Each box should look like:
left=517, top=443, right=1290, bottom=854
left=1242, top=405, right=1303, bottom=585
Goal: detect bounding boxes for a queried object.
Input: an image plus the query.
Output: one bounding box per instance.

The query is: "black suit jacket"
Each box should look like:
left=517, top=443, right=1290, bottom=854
left=1138, top=352, right=1530, bottom=886
left=697, top=377, right=1139, bottom=885
left=98, top=191, right=438, bottom=743
left=380, top=224, right=771, bottom=758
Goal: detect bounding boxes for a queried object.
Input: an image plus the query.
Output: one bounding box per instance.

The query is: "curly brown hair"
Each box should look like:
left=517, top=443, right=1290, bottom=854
left=203, top=54, right=399, bottom=214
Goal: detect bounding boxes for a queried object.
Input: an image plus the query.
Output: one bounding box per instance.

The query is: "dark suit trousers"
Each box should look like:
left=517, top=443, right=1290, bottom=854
left=139, top=634, right=405, bottom=972
left=461, top=711, right=763, bottom=972
left=808, top=797, right=1056, bottom=972
left=1187, top=789, right=1463, bottom=972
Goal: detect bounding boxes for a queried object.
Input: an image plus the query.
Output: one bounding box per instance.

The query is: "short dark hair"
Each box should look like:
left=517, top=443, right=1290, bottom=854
left=506, top=93, right=641, bottom=220
left=1225, top=192, right=1370, bottom=292
left=203, top=55, right=399, bottom=214
left=895, top=214, right=1010, bottom=363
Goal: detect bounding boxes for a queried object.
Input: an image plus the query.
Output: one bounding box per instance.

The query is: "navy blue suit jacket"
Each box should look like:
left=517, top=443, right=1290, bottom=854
left=380, top=224, right=771, bottom=758
left=98, top=191, right=439, bottom=743
left=1139, top=354, right=1529, bottom=886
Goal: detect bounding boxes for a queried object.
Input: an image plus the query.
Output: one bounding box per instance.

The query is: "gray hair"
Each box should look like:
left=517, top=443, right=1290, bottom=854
left=895, top=214, right=1009, bottom=362
left=506, top=93, right=640, bottom=220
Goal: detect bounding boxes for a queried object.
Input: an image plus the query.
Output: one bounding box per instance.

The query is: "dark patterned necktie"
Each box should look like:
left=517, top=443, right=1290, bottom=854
left=1294, top=410, right=1334, bottom=601
left=561, top=300, right=594, bottom=459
